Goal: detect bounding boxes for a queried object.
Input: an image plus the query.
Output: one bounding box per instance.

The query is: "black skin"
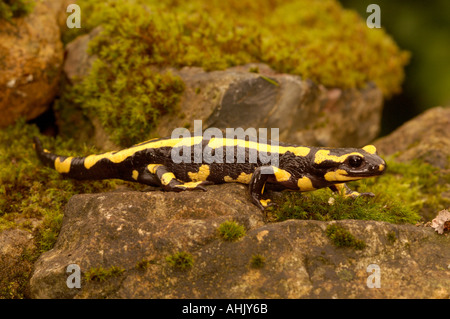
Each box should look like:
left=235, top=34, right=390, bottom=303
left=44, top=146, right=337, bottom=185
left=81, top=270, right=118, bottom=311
left=33, top=136, right=386, bottom=212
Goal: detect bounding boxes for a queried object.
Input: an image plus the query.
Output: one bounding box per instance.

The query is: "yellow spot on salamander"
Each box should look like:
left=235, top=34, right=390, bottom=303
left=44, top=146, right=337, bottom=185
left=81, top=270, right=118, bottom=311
left=238, top=173, right=253, bottom=184
left=161, top=172, right=177, bottom=186
left=297, top=176, right=315, bottom=191
left=324, top=169, right=361, bottom=182
left=132, top=170, right=139, bottom=181
left=207, top=138, right=310, bottom=157
left=378, top=164, right=385, bottom=172
left=175, top=181, right=204, bottom=189
left=273, top=167, right=291, bottom=182
left=188, top=165, right=210, bottom=182
left=147, top=164, right=162, bottom=174
left=83, top=137, right=203, bottom=169
left=260, top=199, right=271, bottom=207
left=54, top=157, right=73, bottom=174
left=224, top=172, right=253, bottom=184
left=84, top=151, right=116, bottom=169
left=314, top=150, right=364, bottom=164
left=362, top=145, right=377, bottom=154
left=334, top=183, right=361, bottom=197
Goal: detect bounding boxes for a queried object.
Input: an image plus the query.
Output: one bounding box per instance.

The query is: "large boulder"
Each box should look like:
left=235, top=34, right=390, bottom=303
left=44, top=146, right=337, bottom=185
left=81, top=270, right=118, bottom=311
left=29, top=184, right=449, bottom=299
left=160, top=64, right=383, bottom=148
left=0, top=0, right=69, bottom=127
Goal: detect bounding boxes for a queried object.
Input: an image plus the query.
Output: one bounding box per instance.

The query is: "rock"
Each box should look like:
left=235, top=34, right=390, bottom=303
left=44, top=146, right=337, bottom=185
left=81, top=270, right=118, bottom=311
left=29, top=184, right=450, bottom=299
left=374, top=106, right=450, bottom=168
left=63, top=26, right=102, bottom=84
left=161, top=65, right=384, bottom=148
left=63, top=27, right=384, bottom=148
left=0, top=0, right=67, bottom=127
left=0, top=229, right=35, bottom=298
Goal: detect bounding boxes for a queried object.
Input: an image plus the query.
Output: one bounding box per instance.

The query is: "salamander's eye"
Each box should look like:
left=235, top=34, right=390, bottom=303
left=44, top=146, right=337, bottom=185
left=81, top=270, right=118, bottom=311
left=348, top=155, right=363, bottom=168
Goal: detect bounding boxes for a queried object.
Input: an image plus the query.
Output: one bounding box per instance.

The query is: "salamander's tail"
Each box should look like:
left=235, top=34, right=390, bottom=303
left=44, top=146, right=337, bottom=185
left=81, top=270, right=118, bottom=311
left=33, top=136, right=59, bottom=169
left=33, top=137, right=120, bottom=180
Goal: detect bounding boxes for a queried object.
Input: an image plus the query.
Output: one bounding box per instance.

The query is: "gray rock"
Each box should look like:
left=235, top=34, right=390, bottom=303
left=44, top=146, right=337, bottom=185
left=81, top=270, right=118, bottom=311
left=29, top=184, right=450, bottom=299
left=167, top=65, right=383, bottom=148
left=375, top=106, right=450, bottom=168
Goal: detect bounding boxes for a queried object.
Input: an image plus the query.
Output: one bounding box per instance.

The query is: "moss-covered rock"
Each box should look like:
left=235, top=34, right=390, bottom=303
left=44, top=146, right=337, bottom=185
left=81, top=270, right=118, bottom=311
left=29, top=188, right=449, bottom=298
left=59, top=0, right=409, bottom=147
left=0, top=0, right=34, bottom=21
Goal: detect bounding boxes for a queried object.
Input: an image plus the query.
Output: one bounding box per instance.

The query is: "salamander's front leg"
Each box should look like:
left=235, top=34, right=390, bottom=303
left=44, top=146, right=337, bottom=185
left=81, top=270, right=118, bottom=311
left=148, top=164, right=212, bottom=192
left=249, top=166, right=292, bottom=211
left=249, top=167, right=270, bottom=211
left=329, top=183, right=375, bottom=198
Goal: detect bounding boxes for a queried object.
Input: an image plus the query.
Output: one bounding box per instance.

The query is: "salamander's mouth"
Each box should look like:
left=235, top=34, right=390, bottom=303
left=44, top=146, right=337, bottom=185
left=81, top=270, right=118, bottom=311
left=324, top=161, right=386, bottom=182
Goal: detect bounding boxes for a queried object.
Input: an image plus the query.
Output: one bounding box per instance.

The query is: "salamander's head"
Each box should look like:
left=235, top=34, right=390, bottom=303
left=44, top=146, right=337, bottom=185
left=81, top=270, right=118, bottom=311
left=312, top=145, right=386, bottom=182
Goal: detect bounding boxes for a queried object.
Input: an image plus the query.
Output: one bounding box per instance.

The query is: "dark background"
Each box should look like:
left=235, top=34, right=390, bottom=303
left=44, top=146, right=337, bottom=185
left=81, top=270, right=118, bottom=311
left=340, top=0, right=450, bottom=136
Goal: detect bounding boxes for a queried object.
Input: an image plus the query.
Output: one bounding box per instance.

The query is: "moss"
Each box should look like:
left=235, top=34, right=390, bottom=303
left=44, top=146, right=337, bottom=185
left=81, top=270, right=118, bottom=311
left=217, top=220, right=246, bottom=242
left=85, top=266, right=125, bottom=282
left=0, top=0, right=34, bottom=21
left=0, top=246, right=38, bottom=299
left=60, top=0, right=409, bottom=146
left=135, top=258, right=156, bottom=270
left=166, top=252, right=194, bottom=271
left=326, top=224, right=366, bottom=249
left=249, top=66, right=260, bottom=73
left=387, top=231, right=397, bottom=244
left=267, top=157, right=448, bottom=224
left=0, top=119, right=126, bottom=244
left=250, top=254, right=265, bottom=269
left=0, top=120, right=130, bottom=298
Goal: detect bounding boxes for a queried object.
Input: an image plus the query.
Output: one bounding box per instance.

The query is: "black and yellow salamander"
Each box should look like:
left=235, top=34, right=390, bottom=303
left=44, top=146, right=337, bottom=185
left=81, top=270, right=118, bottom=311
left=33, top=135, right=386, bottom=211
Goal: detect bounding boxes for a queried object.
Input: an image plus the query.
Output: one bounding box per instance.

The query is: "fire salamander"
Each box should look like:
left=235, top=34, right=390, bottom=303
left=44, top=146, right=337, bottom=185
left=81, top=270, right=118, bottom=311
left=33, top=135, right=386, bottom=211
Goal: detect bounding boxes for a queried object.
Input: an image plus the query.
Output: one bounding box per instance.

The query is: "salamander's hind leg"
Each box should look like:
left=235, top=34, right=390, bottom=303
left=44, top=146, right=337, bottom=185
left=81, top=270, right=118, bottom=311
left=133, top=168, right=161, bottom=187
left=329, top=183, right=375, bottom=198
left=147, top=164, right=212, bottom=192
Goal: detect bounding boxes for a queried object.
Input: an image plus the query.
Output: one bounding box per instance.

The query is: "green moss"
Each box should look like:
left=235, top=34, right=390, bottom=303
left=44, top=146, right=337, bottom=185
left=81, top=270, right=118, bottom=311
left=267, top=158, right=447, bottom=224
left=326, top=224, right=366, bottom=249
left=166, top=252, right=194, bottom=271
left=0, top=119, right=123, bottom=240
left=387, top=231, right=397, bottom=244
left=249, top=66, right=260, bottom=73
left=250, top=254, right=266, bottom=269
left=0, top=0, right=34, bottom=21
left=85, top=266, right=125, bottom=282
left=135, top=258, right=156, bottom=270
left=61, top=0, right=408, bottom=146
left=217, top=220, right=246, bottom=242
